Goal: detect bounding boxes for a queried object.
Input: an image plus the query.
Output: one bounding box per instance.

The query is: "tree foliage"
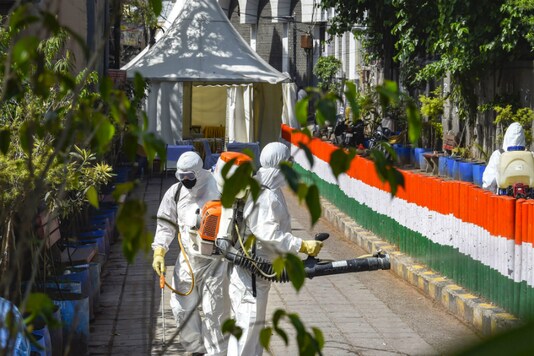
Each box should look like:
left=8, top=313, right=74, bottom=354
left=320, top=0, right=398, bottom=64
left=0, top=0, right=165, bottom=320
left=313, top=55, right=342, bottom=93
left=322, top=0, right=534, bottom=123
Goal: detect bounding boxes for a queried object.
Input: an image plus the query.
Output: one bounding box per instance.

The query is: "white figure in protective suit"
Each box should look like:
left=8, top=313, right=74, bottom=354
left=482, top=122, right=527, bottom=193
left=227, top=142, right=323, bottom=356
left=152, top=151, right=229, bottom=356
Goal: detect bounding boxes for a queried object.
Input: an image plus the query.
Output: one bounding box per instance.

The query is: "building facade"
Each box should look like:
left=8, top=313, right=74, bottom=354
left=219, top=0, right=365, bottom=91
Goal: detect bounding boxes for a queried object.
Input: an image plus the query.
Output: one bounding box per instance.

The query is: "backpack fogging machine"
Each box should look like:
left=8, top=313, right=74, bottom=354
left=187, top=151, right=390, bottom=282
left=214, top=231, right=390, bottom=282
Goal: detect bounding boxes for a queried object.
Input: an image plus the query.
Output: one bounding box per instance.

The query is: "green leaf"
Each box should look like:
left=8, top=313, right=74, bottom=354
left=86, top=186, right=99, bottom=208
left=285, top=253, right=305, bottom=291
left=272, top=310, right=289, bottom=345
left=329, top=148, right=356, bottom=179
left=41, top=12, right=61, bottom=33
left=344, top=81, right=361, bottom=122
left=272, top=309, right=286, bottom=327
left=19, top=121, right=33, bottom=154
left=259, top=327, right=272, bottom=349
left=25, top=293, right=54, bottom=315
left=370, top=147, right=405, bottom=197
left=149, top=0, right=163, bottom=17
left=95, top=119, right=116, bottom=152
left=248, top=178, right=261, bottom=202
left=142, top=132, right=166, bottom=164
left=376, top=80, right=399, bottom=111
left=99, top=76, right=113, bottom=99
left=298, top=143, right=314, bottom=168
left=222, top=319, right=242, bottom=340
left=112, top=182, right=135, bottom=201
left=123, top=133, right=139, bottom=162
left=456, top=320, right=534, bottom=355
left=272, top=256, right=285, bottom=278
left=287, top=313, right=305, bottom=335
left=5, top=76, right=23, bottom=100
left=0, top=128, right=10, bottom=154
left=295, top=97, right=310, bottom=126
left=221, top=161, right=254, bottom=207
left=8, top=5, right=39, bottom=30
left=406, top=101, right=422, bottom=144
left=305, top=184, right=321, bottom=225
left=311, top=327, right=325, bottom=349
left=315, top=97, right=337, bottom=126
left=296, top=183, right=308, bottom=202
left=280, top=163, right=300, bottom=193
left=274, top=326, right=289, bottom=345
left=299, top=127, right=312, bottom=138
left=118, top=200, right=151, bottom=262
left=13, top=36, right=39, bottom=69
left=24, top=293, right=60, bottom=328
left=133, top=73, right=147, bottom=100
left=34, top=70, right=55, bottom=99
left=243, top=234, right=256, bottom=253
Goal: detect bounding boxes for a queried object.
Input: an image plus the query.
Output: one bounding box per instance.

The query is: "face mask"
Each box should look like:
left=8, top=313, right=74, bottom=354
left=182, top=178, right=197, bottom=189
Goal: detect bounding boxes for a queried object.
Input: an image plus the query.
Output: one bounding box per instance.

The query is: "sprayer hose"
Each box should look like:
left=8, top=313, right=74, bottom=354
left=163, top=232, right=195, bottom=296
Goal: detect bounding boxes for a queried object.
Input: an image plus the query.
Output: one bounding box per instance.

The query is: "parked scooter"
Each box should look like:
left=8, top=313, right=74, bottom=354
left=368, top=126, right=395, bottom=161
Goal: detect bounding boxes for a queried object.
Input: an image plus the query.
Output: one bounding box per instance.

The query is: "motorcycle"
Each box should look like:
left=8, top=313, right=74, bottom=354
left=333, top=115, right=366, bottom=148
left=368, top=126, right=395, bottom=161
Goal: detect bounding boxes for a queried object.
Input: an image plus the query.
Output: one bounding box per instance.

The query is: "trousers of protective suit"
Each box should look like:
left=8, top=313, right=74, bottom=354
left=170, top=252, right=230, bottom=356
left=227, top=266, right=271, bottom=356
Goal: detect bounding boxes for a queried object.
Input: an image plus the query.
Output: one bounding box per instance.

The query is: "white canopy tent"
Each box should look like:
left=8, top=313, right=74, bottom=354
left=124, top=0, right=299, bottom=146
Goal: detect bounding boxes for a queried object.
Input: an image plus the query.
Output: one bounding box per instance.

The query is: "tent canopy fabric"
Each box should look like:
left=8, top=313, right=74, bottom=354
left=124, top=0, right=296, bottom=146
left=125, top=0, right=290, bottom=84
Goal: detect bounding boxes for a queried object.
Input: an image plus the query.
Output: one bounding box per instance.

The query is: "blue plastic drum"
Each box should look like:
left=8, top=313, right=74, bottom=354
left=458, top=161, right=474, bottom=182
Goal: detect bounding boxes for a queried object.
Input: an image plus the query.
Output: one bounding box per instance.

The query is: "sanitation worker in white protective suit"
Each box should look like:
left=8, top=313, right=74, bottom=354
left=152, top=151, right=229, bottom=356
left=482, top=122, right=527, bottom=193
left=228, top=142, right=323, bottom=356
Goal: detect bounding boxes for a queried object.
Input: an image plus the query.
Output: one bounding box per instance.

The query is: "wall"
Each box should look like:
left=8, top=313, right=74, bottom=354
left=282, top=124, right=534, bottom=321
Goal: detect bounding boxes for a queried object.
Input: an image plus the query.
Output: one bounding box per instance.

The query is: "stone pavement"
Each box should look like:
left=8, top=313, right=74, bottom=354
left=89, top=175, right=479, bottom=355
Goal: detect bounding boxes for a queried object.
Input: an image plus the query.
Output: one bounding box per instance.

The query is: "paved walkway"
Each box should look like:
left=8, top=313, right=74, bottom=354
left=89, top=175, right=479, bottom=355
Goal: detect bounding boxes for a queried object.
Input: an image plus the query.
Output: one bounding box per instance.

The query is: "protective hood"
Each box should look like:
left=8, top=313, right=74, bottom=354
left=502, top=122, right=526, bottom=150
left=256, top=142, right=290, bottom=190
left=176, top=151, right=212, bottom=198
left=260, top=142, right=290, bottom=168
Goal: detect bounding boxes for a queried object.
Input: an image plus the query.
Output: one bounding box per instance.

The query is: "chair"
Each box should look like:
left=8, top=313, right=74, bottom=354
left=201, top=139, right=220, bottom=171
left=164, top=144, right=194, bottom=176
left=226, top=141, right=260, bottom=169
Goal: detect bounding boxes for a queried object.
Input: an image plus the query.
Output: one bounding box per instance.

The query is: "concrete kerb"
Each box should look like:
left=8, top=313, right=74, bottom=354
left=320, top=198, right=521, bottom=336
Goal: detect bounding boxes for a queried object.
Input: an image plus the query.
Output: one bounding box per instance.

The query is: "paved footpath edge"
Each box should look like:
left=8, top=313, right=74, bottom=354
left=320, top=197, right=522, bottom=336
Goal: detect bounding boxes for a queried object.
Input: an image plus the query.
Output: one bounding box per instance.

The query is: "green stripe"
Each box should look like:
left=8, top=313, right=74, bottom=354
left=295, top=164, right=534, bottom=320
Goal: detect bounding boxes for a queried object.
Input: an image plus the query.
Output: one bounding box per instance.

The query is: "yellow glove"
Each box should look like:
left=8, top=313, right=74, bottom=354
left=299, top=240, right=323, bottom=257
left=152, top=246, right=166, bottom=276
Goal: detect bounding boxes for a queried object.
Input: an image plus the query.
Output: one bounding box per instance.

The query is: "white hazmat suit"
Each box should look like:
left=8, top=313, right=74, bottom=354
left=227, top=142, right=322, bottom=356
left=482, top=122, right=526, bottom=193
left=152, top=151, right=229, bottom=355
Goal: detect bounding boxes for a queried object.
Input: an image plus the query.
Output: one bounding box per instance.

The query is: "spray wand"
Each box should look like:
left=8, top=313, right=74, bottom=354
left=160, top=273, right=166, bottom=346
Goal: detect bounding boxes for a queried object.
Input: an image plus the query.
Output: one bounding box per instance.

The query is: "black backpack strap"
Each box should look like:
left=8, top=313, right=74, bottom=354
left=174, top=182, right=183, bottom=204
left=251, top=241, right=257, bottom=297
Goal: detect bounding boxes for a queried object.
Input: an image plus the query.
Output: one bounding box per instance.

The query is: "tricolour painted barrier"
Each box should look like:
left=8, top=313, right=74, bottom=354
left=281, top=124, right=534, bottom=320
